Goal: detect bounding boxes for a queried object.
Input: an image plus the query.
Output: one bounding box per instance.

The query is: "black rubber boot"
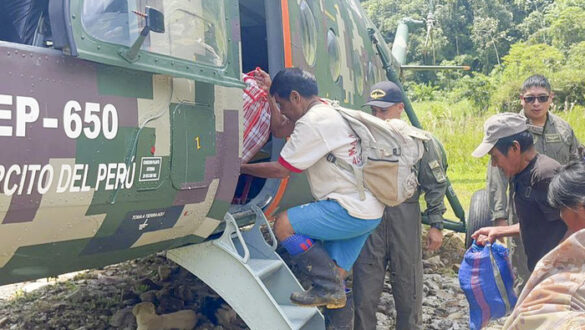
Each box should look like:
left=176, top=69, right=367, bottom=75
left=290, top=242, right=346, bottom=309
left=324, top=289, right=354, bottom=330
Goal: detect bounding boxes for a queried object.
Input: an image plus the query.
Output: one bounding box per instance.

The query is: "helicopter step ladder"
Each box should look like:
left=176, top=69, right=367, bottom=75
left=167, top=205, right=325, bottom=330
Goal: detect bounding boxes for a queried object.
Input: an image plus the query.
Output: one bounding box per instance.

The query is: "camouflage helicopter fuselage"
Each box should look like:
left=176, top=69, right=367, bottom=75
left=0, top=0, right=390, bottom=285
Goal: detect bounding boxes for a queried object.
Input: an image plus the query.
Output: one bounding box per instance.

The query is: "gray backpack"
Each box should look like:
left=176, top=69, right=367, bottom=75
left=325, top=100, right=428, bottom=206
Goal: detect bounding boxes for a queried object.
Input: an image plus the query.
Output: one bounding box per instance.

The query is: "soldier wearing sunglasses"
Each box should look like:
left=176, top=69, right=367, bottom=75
left=487, top=74, right=581, bottom=294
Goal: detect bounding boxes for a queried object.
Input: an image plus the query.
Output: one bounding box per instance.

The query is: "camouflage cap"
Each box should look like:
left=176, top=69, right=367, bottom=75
left=472, top=113, right=528, bottom=158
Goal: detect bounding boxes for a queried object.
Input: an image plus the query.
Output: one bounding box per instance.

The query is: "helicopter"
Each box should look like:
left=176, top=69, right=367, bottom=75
left=0, top=0, right=479, bottom=328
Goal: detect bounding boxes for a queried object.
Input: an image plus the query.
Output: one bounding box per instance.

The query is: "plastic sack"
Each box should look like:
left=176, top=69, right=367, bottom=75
left=241, top=70, right=271, bottom=164
left=458, top=242, right=517, bottom=329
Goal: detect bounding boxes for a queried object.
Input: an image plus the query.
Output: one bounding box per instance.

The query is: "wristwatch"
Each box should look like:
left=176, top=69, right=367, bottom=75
left=430, top=222, right=443, bottom=230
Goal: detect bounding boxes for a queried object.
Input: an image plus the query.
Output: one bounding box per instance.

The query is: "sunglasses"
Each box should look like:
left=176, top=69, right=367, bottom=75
left=522, top=95, right=550, bottom=103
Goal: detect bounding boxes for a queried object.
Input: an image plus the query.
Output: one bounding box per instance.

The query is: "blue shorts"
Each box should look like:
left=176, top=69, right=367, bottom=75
left=287, top=199, right=381, bottom=271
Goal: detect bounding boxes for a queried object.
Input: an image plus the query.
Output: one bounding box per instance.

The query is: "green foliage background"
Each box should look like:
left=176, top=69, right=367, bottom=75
left=361, top=0, right=585, bottom=220
left=362, top=0, right=585, bottom=111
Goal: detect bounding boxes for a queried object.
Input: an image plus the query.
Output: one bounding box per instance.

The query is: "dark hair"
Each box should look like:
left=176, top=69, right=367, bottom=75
left=494, top=130, right=534, bottom=155
left=548, top=160, right=585, bottom=209
left=269, top=68, right=318, bottom=99
left=521, top=74, right=551, bottom=94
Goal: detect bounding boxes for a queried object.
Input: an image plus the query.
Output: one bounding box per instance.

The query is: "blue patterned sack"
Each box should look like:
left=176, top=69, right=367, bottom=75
left=458, top=242, right=517, bottom=329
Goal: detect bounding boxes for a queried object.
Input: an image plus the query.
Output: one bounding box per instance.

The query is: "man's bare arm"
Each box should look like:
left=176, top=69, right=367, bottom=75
left=268, top=97, right=295, bottom=138
left=254, top=68, right=295, bottom=138
left=241, top=161, right=291, bottom=179
left=471, top=223, right=520, bottom=245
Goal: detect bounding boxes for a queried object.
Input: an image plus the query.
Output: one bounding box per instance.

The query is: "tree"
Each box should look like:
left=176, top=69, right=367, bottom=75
left=499, top=43, right=563, bottom=79
left=515, top=0, right=554, bottom=43
left=360, top=0, right=577, bottom=98
left=547, top=4, right=585, bottom=50
left=552, top=41, right=585, bottom=108
left=490, top=43, right=564, bottom=112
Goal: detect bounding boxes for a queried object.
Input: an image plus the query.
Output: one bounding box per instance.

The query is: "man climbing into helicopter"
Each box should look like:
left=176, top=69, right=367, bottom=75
left=353, top=81, right=448, bottom=330
left=241, top=68, right=384, bottom=309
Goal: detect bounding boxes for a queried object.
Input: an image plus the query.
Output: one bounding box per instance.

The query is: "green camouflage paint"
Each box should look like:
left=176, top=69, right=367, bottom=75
left=0, top=0, right=396, bottom=286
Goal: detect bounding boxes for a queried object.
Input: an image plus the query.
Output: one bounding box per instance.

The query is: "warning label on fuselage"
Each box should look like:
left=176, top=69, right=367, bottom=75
left=139, top=157, right=161, bottom=182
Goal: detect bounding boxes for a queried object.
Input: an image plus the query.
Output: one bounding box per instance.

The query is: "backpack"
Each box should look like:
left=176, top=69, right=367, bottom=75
left=324, top=99, right=428, bottom=207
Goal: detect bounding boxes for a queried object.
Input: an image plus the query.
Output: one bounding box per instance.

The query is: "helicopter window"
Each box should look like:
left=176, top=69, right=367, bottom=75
left=81, top=0, right=227, bottom=67
left=306, top=1, right=321, bottom=23
left=327, top=29, right=341, bottom=82
left=299, top=0, right=317, bottom=67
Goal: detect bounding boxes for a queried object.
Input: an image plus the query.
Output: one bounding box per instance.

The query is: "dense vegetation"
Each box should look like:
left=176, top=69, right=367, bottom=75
left=361, top=0, right=585, bottom=219
left=362, top=0, right=585, bottom=111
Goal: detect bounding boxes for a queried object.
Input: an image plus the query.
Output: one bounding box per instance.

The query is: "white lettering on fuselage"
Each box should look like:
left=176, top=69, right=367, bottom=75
left=0, top=162, right=136, bottom=196
left=0, top=94, right=119, bottom=140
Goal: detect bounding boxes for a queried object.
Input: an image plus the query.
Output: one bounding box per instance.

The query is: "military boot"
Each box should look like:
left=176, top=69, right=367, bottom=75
left=290, top=242, right=346, bottom=309
left=324, top=289, right=354, bottom=330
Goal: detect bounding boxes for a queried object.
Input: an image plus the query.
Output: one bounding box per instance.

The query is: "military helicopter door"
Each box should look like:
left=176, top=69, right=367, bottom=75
left=65, top=0, right=244, bottom=208
left=67, top=0, right=242, bottom=83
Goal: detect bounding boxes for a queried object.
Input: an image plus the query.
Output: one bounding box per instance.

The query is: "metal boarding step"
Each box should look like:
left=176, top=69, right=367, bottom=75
left=167, top=206, right=325, bottom=330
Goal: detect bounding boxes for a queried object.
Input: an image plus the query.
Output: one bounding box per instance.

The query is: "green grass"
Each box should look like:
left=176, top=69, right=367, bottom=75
left=411, top=101, right=585, bottom=225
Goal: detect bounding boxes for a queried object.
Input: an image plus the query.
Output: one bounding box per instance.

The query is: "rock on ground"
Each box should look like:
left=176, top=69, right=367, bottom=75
left=0, top=230, right=508, bottom=329
left=0, top=254, right=247, bottom=330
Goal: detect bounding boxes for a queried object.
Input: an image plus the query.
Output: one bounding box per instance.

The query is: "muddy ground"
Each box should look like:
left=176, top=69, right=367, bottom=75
left=0, top=231, right=506, bottom=329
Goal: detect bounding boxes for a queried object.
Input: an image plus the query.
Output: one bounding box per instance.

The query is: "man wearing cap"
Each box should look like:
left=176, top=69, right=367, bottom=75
left=353, top=81, right=448, bottom=330
left=471, top=112, right=567, bottom=273
left=486, top=75, right=581, bottom=293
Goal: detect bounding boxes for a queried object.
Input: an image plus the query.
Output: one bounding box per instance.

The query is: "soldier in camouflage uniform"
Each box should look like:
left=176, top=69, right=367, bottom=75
left=487, top=75, right=581, bottom=294
left=353, top=81, right=448, bottom=330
